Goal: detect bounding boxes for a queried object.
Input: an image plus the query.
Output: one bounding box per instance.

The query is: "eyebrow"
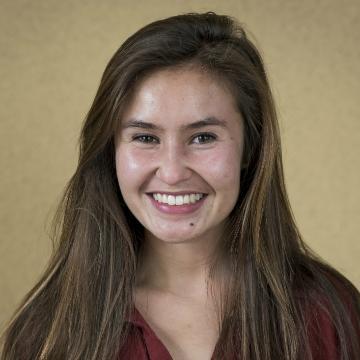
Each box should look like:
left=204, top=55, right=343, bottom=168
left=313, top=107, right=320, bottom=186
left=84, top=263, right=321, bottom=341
left=121, top=116, right=227, bottom=131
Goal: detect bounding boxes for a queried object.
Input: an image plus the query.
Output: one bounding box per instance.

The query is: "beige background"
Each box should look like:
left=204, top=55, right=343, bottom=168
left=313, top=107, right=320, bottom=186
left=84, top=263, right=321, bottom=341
left=1, top=0, right=359, bottom=331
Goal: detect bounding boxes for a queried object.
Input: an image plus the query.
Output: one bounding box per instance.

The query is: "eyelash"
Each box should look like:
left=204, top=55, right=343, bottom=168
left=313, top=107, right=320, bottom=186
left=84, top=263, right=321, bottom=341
left=131, top=133, right=217, bottom=145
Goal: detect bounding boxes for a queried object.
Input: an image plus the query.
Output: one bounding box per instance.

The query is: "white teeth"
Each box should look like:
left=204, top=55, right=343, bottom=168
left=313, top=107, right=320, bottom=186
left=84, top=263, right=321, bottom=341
left=175, top=196, right=183, bottom=205
left=152, top=193, right=204, bottom=205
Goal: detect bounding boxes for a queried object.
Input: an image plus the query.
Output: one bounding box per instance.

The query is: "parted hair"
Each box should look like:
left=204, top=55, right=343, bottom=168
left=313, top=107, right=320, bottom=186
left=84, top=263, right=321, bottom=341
left=1, top=12, right=360, bottom=360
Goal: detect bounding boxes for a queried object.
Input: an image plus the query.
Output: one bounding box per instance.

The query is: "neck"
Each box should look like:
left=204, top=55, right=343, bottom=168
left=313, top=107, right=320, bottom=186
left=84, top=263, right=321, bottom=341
left=136, top=230, right=224, bottom=300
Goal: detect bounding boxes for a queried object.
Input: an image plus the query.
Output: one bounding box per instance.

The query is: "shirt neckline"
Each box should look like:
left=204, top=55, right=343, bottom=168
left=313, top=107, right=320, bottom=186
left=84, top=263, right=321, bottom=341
left=129, top=306, right=216, bottom=360
left=129, top=306, right=173, bottom=359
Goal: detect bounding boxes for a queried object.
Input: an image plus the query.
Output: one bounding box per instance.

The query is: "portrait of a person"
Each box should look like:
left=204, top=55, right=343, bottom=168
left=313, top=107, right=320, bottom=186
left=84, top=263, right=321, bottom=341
left=1, top=12, right=360, bottom=360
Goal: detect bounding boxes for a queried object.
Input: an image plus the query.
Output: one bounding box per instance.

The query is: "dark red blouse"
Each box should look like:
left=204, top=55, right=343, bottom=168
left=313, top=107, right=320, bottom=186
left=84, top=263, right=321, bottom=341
left=117, top=291, right=359, bottom=360
left=117, top=307, right=173, bottom=360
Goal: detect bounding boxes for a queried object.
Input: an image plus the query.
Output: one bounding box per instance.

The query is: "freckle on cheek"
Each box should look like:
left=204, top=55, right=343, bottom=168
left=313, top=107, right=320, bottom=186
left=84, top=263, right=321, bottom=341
left=189, top=223, right=194, bottom=226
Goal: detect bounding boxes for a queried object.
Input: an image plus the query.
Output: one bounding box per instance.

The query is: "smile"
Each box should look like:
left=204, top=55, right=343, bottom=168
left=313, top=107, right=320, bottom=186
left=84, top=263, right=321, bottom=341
left=152, top=193, right=204, bottom=205
left=146, top=193, right=208, bottom=215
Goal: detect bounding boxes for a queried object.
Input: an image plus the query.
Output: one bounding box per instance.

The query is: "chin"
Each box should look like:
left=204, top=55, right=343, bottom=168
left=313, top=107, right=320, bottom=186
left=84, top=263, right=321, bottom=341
left=146, top=229, right=201, bottom=244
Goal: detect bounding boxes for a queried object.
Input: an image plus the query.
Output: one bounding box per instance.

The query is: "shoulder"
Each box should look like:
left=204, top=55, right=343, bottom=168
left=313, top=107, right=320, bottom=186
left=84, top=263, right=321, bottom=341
left=297, top=264, right=360, bottom=359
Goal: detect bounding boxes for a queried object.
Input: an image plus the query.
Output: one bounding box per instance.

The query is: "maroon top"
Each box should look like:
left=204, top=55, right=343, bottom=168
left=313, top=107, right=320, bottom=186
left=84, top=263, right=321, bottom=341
left=117, top=292, right=359, bottom=359
left=117, top=307, right=173, bottom=360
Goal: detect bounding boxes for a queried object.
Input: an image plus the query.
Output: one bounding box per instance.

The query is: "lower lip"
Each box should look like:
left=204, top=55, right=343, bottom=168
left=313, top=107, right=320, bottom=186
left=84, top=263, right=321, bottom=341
left=147, top=194, right=208, bottom=215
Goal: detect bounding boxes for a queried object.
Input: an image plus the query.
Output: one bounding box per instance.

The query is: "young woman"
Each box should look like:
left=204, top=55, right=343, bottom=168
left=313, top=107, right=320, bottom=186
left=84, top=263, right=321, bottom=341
left=1, top=12, right=359, bottom=360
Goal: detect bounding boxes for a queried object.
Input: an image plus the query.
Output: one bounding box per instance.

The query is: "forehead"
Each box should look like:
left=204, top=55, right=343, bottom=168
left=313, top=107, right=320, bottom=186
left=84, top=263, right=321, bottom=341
left=120, top=66, right=241, bottom=129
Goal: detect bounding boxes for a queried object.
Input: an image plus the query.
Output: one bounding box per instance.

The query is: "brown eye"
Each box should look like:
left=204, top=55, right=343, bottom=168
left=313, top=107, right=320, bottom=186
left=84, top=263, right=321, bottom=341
left=132, top=134, right=159, bottom=144
left=192, top=133, right=217, bottom=144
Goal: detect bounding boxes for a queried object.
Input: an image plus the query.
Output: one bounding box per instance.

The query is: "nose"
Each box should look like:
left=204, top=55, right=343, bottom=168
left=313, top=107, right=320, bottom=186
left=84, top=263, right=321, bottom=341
left=155, top=141, right=192, bottom=185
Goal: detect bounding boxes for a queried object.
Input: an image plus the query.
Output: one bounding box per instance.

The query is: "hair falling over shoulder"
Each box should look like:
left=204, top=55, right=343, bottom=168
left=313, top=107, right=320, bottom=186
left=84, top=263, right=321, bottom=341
left=1, top=12, right=360, bottom=360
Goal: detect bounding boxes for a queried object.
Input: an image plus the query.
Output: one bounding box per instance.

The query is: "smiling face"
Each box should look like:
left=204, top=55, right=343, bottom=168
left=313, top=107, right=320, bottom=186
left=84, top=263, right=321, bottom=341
left=115, top=66, right=244, bottom=244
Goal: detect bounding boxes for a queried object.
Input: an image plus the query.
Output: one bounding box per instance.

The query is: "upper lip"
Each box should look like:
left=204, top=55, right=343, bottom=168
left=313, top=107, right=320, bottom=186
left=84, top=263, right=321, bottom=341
left=146, top=191, right=208, bottom=196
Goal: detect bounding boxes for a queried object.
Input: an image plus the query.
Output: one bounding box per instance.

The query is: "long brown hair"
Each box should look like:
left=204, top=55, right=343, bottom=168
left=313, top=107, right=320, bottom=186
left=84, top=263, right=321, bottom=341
left=1, top=12, right=359, bottom=360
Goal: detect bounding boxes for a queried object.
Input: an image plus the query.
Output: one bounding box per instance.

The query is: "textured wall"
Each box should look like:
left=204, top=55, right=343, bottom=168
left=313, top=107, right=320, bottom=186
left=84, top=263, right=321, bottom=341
left=1, top=0, right=359, bottom=330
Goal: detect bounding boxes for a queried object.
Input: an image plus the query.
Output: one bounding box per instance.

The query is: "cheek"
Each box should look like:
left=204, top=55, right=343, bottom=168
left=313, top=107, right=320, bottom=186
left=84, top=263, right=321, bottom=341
left=115, top=146, right=152, bottom=191
left=196, top=145, right=241, bottom=191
